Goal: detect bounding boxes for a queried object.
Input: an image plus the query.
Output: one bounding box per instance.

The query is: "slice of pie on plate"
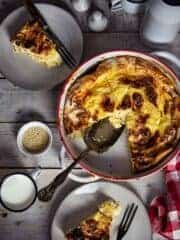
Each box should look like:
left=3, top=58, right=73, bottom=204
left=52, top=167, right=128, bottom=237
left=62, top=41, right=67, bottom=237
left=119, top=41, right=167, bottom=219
left=11, top=21, right=62, bottom=68
left=64, top=56, right=180, bottom=173
left=66, top=200, right=120, bottom=240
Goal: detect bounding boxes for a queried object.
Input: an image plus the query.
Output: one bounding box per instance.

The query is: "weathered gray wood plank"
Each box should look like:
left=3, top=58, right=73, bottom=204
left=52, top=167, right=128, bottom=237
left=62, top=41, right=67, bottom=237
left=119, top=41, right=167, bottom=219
left=0, top=89, right=59, bottom=122
left=0, top=168, right=165, bottom=240
left=0, top=123, right=64, bottom=168
left=82, top=33, right=180, bottom=59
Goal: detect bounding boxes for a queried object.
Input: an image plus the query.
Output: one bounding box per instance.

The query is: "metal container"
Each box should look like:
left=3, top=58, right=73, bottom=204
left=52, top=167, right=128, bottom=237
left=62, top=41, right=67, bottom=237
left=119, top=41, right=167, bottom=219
left=140, top=0, right=180, bottom=47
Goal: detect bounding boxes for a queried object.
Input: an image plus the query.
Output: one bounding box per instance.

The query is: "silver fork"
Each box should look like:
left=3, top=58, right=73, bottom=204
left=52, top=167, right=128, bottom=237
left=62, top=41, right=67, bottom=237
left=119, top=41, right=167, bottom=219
left=117, top=203, right=138, bottom=239
left=109, top=0, right=122, bottom=13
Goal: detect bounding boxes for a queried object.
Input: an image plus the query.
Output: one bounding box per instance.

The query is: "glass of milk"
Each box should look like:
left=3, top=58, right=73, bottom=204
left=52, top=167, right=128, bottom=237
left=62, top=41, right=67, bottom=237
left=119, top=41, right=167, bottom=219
left=0, top=173, right=38, bottom=212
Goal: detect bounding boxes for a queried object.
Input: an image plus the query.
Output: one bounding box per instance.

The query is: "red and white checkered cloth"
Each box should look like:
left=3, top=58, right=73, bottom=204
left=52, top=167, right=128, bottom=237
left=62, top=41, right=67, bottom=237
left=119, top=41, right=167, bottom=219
left=149, top=151, right=180, bottom=240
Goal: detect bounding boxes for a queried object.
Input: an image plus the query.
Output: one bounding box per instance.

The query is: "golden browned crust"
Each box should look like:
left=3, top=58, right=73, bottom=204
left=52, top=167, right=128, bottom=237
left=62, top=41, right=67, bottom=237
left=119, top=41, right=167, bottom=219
left=66, top=200, right=120, bottom=240
left=66, top=219, right=109, bottom=240
left=63, top=56, right=180, bottom=173
left=129, top=125, right=180, bottom=172
left=11, top=21, right=62, bottom=68
left=12, top=21, right=54, bottom=55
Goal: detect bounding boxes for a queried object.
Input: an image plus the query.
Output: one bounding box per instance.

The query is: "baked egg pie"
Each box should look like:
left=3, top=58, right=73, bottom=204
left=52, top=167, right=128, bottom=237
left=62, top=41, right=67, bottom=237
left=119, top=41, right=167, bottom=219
left=64, top=56, right=180, bottom=173
left=11, top=21, right=62, bottom=68
left=66, top=200, right=120, bottom=240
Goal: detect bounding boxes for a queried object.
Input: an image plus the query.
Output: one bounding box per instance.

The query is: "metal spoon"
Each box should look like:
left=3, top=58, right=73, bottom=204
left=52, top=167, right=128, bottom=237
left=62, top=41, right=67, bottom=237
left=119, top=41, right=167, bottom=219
left=38, top=118, right=124, bottom=202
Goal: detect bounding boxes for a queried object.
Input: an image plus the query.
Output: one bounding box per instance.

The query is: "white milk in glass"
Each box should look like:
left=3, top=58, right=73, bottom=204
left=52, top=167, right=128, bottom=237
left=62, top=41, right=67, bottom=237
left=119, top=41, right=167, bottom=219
left=0, top=174, right=36, bottom=211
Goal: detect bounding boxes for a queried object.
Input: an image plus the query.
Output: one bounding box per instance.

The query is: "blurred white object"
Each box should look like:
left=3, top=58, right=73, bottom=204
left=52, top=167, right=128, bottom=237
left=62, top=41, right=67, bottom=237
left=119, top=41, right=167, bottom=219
left=60, top=147, right=100, bottom=183
left=88, top=10, right=108, bottom=32
left=71, top=0, right=91, bottom=12
left=140, top=0, right=180, bottom=47
left=122, top=0, right=148, bottom=14
left=110, top=0, right=123, bottom=13
left=151, top=51, right=180, bottom=68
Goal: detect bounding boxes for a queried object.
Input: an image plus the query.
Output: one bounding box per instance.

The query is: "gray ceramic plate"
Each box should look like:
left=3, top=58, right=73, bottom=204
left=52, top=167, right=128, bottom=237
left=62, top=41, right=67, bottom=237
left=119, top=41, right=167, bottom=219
left=0, top=3, right=83, bottom=90
left=51, top=182, right=152, bottom=240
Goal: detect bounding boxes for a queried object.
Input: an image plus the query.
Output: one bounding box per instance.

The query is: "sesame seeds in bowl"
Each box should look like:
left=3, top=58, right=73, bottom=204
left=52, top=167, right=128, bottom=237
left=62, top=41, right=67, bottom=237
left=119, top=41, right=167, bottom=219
left=17, top=121, right=53, bottom=156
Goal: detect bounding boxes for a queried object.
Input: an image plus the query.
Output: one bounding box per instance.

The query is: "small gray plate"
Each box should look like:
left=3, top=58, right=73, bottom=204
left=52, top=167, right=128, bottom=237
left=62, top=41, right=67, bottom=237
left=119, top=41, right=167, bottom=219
left=0, top=3, right=83, bottom=90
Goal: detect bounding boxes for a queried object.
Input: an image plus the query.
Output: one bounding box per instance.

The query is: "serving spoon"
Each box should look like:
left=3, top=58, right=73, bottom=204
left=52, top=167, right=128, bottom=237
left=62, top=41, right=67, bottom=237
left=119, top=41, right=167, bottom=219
left=38, top=118, right=124, bottom=202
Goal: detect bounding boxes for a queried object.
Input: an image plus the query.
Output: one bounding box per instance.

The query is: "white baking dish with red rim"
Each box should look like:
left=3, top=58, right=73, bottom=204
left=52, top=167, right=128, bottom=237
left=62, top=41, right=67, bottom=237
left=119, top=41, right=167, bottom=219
left=58, top=50, right=180, bottom=181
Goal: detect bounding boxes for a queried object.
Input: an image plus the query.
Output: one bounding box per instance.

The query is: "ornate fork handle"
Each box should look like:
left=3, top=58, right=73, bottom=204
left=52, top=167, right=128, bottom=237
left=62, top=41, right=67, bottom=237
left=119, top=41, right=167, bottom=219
left=38, top=149, right=90, bottom=202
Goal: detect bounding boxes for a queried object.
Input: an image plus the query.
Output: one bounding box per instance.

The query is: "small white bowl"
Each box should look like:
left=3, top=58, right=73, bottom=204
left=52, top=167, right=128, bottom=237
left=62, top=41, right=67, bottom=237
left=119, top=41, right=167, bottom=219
left=17, top=121, right=53, bottom=156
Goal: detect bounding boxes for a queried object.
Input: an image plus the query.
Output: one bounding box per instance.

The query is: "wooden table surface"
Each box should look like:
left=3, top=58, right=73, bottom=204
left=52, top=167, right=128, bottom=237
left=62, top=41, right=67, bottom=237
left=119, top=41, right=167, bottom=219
left=0, top=1, right=179, bottom=239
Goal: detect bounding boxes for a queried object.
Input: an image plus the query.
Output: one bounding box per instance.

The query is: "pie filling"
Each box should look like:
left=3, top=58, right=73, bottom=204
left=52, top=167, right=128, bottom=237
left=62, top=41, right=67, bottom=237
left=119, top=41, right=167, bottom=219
left=66, top=200, right=120, bottom=240
left=63, top=56, right=180, bottom=173
left=11, top=21, right=62, bottom=68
